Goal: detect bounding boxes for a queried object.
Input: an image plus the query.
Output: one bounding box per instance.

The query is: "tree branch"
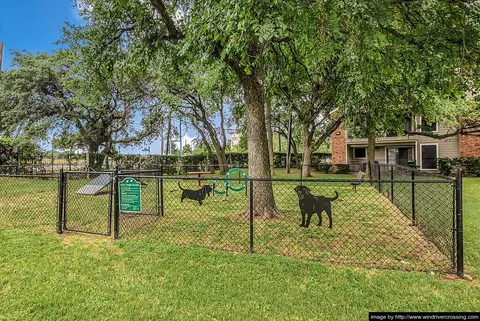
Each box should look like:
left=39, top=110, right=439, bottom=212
left=148, top=0, right=183, bottom=40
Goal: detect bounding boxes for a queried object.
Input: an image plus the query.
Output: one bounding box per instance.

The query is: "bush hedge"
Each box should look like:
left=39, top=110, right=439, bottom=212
left=0, top=139, right=17, bottom=165
left=3, top=150, right=332, bottom=173
left=113, top=152, right=331, bottom=171
left=334, top=164, right=350, bottom=174
left=437, top=157, right=480, bottom=176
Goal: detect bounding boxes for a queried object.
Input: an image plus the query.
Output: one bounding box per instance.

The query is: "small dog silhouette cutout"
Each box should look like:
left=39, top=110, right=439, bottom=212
left=294, top=185, right=338, bottom=228
left=178, top=182, right=213, bottom=205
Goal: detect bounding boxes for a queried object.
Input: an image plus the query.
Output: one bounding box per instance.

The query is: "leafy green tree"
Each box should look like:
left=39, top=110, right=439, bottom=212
left=148, top=57, right=240, bottom=175
left=182, top=144, right=193, bottom=155
left=263, top=4, right=344, bottom=177
left=0, top=50, right=159, bottom=170
left=335, top=0, right=480, bottom=166
left=69, top=0, right=311, bottom=217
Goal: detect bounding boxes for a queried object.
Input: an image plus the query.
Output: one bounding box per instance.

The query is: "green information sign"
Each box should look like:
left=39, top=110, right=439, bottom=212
left=119, top=177, right=142, bottom=213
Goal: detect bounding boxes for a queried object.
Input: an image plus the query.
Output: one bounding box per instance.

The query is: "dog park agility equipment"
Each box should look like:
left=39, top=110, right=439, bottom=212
left=213, top=168, right=248, bottom=195
left=75, top=173, right=112, bottom=195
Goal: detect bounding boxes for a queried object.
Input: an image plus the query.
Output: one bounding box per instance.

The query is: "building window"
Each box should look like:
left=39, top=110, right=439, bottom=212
left=387, top=147, right=414, bottom=166
left=421, top=144, right=438, bottom=169
left=405, top=115, right=413, bottom=132
left=421, top=118, right=438, bottom=133
left=353, top=147, right=367, bottom=159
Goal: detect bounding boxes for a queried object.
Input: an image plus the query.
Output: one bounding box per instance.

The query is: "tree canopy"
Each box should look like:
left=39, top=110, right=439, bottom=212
left=1, top=0, right=479, bottom=214
left=0, top=50, right=159, bottom=168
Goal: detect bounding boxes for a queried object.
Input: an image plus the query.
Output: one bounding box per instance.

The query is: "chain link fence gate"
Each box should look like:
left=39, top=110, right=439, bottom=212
left=110, top=171, right=464, bottom=276
left=0, top=167, right=464, bottom=276
left=58, top=170, right=113, bottom=236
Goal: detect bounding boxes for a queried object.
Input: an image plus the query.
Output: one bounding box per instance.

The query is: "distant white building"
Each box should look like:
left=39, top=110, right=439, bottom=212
left=66, top=147, right=87, bottom=154
left=230, top=131, right=241, bottom=148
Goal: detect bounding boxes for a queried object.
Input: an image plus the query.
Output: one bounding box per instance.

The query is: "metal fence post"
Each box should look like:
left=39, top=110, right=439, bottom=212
left=56, top=168, right=64, bottom=234
left=377, top=165, right=381, bottom=192
left=159, top=165, right=164, bottom=217
left=455, top=169, right=464, bottom=278
left=249, top=180, right=254, bottom=253
left=390, top=165, right=394, bottom=202
left=51, top=151, right=54, bottom=174
left=62, top=172, right=68, bottom=230
left=300, top=164, right=303, bottom=185
left=452, top=180, right=457, bottom=271
left=113, top=168, right=120, bottom=239
left=411, top=170, right=416, bottom=225
left=368, top=161, right=373, bottom=186
left=107, top=168, right=117, bottom=236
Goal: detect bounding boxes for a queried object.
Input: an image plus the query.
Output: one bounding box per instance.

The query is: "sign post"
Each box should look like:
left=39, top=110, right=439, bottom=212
left=119, top=177, right=142, bottom=213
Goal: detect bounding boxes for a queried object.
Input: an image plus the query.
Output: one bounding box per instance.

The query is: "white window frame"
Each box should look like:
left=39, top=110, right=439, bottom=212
left=385, top=146, right=415, bottom=165
left=353, top=147, right=367, bottom=160
left=404, top=115, right=414, bottom=132
left=420, top=143, right=439, bottom=170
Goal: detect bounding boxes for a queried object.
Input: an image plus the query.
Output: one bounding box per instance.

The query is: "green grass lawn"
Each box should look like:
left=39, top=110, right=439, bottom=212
left=0, top=231, right=478, bottom=320
left=0, top=170, right=479, bottom=320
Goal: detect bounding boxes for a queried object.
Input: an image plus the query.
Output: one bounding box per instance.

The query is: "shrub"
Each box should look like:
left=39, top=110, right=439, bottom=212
left=462, top=157, right=480, bottom=176
left=437, top=158, right=454, bottom=176
left=112, top=151, right=332, bottom=171
left=334, top=164, right=350, bottom=174
left=407, top=161, right=420, bottom=169
left=437, top=157, right=479, bottom=177
left=316, top=163, right=332, bottom=174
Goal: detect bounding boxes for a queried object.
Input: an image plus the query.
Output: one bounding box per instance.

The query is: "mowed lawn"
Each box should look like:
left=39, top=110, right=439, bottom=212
left=0, top=170, right=479, bottom=320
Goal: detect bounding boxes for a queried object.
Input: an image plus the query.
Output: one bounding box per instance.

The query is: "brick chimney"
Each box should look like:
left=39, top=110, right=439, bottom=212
left=331, top=124, right=347, bottom=165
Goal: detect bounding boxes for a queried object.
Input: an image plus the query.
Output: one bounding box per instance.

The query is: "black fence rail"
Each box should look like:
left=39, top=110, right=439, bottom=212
left=0, top=168, right=464, bottom=276
left=106, top=173, right=461, bottom=274
left=371, top=164, right=462, bottom=276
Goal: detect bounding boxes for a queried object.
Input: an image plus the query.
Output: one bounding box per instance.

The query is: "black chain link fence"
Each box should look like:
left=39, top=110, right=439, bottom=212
left=371, top=164, right=457, bottom=263
left=0, top=174, right=58, bottom=232
left=0, top=167, right=464, bottom=275
left=113, top=171, right=459, bottom=273
left=61, top=171, right=114, bottom=235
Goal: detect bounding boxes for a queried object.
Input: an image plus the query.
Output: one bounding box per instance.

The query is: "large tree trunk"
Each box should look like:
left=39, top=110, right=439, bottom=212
left=241, top=72, right=279, bottom=218
left=104, top=142, right=112, bottom=170
left=302, top=148, right=312, bottom=177
left=87, top=143, right=104, bottom=171
left=302, top=125, right=313, bottom=177
left=219, top=98, right=228, bottom=175
left=218, top=151, right=228, bottom=175
left=291, top=139, right=299, bottom=169
left=265, top=96, right=275, bottom=176
left=213, top=144, right=228, bottom=175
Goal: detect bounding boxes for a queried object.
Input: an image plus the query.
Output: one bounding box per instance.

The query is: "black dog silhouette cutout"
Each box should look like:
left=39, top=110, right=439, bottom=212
left=178, top=182, right=213, bottom=205
left=294, top=185, right=338, bottom=228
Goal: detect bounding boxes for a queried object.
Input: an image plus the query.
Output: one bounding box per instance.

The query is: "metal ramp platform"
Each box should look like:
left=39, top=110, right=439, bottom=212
left=75, top=174, right=112, bottom=195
